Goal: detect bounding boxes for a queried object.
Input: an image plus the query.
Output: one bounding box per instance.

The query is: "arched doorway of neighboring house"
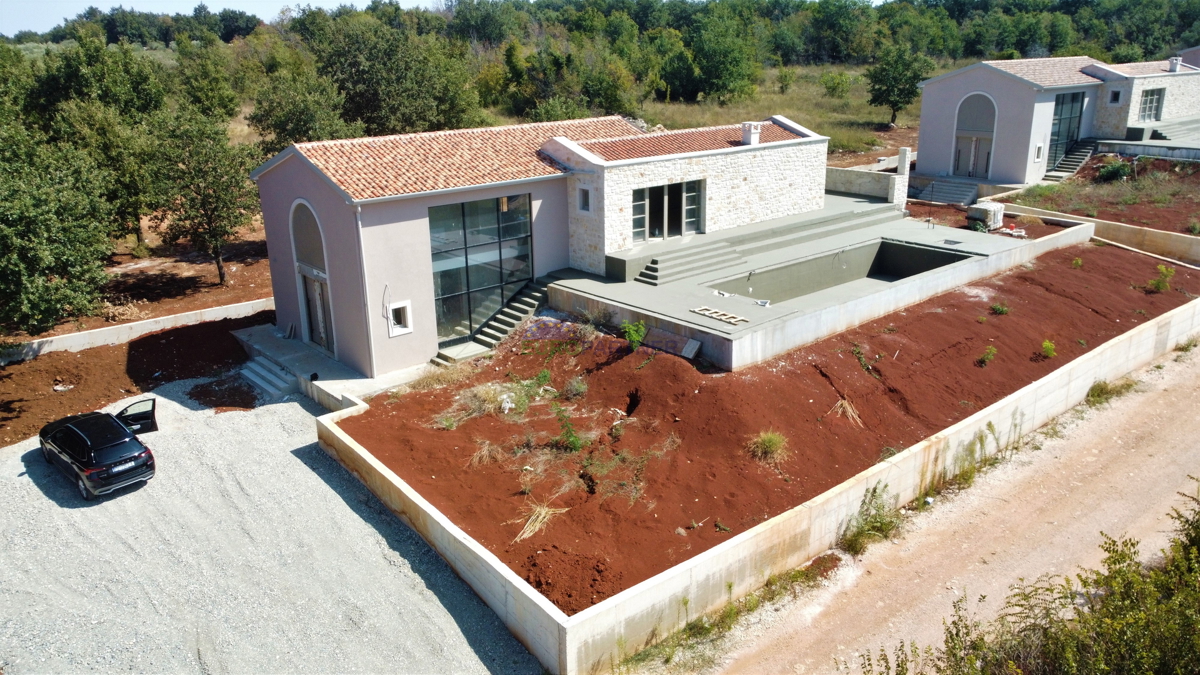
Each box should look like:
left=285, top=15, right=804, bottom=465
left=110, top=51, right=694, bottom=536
left=953, top=94, right=995, bottom=179
left=291, top=202, right=334, bottom=355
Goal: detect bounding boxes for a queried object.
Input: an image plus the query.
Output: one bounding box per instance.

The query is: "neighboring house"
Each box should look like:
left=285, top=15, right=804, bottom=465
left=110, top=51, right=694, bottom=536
left=251, top=116, right=827, bottom=378
left=915, top=53, right=1200, bottom=185
left=1182, top=45, right=1200, bottom=69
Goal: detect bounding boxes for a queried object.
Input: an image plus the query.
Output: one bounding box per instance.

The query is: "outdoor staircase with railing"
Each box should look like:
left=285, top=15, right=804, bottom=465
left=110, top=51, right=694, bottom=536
left=240, top=355, right=300, bottom=399
left=909, top=181, right=980, bottom=205
left=1044, top=138, right=1097, bottom=182
left=431, top=279, right=548, bottom=367
left=633, top=206, right=900, bottom=286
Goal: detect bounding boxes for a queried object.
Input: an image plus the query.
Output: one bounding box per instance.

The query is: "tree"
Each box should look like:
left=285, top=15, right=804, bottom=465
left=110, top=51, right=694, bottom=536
left=864, top=43, right=934, bottom=125
left=0, top=115, right=113, bottom=334
left=691, top=5, right=758, bottom=104
left=249, top=69, right=365, bottom=154
left=152, top=110, right=260, bottom=285
left=175, top=31, right=238, bottom=120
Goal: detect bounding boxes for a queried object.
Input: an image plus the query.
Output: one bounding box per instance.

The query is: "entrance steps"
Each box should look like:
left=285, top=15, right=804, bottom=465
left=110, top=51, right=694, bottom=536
left=909, top=181, right=979, bottom=205
left=1045, top=139, right=1097, bottom=182
left=633, top=207, right=899, bottom=286
left=1149, top=116, right=1200, bottom=142
left=430, top=279, right=549, bottom=367
left=240, top=355, right=300, bottom=399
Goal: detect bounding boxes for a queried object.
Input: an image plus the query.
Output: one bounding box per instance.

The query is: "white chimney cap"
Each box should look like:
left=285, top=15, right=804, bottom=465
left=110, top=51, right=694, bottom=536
left=1169, top=57, right=1182, bottom=72
left=742, top=121, right=762, bottom=146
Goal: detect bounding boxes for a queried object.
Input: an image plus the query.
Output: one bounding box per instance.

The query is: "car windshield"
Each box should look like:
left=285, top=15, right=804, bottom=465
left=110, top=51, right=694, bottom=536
left=93, top=438, right=144, bottom=466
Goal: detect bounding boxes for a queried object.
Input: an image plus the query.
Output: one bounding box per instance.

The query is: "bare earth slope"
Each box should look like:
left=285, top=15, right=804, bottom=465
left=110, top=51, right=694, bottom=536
left=720, top=350, right=1200, bottom=674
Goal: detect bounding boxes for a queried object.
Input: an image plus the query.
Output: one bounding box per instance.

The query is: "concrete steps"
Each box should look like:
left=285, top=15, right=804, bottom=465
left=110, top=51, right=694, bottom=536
left=1046, top=139, right=1097, bottom=181
left=909, top=181, right=979, bottom=205
left=731, top=210, right=899, bottom=258
left=430, top=280, right=549, bottom=366
left=635, top=243, right=745, bottom=286
left=1150, top=116, right=1200, bottom=141
left=240, top=355, right=299, bottom=399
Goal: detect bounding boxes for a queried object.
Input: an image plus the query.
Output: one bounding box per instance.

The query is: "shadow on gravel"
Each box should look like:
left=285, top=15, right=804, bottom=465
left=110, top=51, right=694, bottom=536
left=20, top=446, right=147, bottom=508
left=290, top=442, right=542, bottom=675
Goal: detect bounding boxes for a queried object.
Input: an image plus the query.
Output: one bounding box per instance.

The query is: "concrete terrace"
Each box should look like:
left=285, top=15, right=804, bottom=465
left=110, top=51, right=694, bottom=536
left=545, top=192, right=1064, bottom=369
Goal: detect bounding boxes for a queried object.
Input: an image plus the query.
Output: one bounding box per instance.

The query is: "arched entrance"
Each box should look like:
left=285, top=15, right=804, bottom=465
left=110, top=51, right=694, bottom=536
left=291, top=202, right=334, bottom=355
left=953, top=94, right=995, bottom=179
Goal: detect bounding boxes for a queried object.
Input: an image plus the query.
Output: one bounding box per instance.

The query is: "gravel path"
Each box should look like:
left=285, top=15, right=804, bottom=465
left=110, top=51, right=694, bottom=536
left=0, top=379, right=540, bottom=674
left=717, top=349, right=1200, bottom=673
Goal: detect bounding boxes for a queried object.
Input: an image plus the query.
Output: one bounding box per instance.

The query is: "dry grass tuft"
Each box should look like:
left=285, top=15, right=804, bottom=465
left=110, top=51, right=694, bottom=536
left=409, top=362, right=476, bottom=392
left=746, top=430, right=789, bottom=463
left=468, top=440, right=504, bottom=467
left=510, top=500, right=569, bottom=542
left=828, top=398, right=864, bottom=427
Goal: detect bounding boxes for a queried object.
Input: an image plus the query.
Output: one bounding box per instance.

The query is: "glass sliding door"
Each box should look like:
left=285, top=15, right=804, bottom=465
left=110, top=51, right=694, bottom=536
left=429, top=194, right=533, bottom=344
left=631, top=180, right=704, bottom=241
left=1048, top=91, right=1084, bottom=169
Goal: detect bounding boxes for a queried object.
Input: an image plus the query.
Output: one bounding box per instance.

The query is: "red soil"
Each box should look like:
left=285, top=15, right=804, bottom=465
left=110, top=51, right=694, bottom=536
left=339, top=244, right=1200, bottom=615
left=826, top=125, right=920, bottom=168
left=0, top=312, right=272, bottom=444
left=187, top=374, right=261, bottom=413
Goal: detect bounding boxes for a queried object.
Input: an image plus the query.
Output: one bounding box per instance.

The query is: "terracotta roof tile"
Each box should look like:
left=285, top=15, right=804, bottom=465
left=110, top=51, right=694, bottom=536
left=293, top=116, right=640, bottom=201
left=984, top=56, right=1106, bottom=87
left=578, top=122, right=805, bottom=161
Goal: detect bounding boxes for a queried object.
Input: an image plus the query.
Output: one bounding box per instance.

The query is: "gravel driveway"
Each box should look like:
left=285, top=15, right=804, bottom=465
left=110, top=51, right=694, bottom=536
left=0, top=378, right=540, bottom=674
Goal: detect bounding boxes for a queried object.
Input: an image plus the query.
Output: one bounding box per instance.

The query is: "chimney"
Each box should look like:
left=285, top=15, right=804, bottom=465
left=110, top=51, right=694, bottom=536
left=1169, top=57, right=1182, bottom=72
left=741, top=121, right=762, bottom=146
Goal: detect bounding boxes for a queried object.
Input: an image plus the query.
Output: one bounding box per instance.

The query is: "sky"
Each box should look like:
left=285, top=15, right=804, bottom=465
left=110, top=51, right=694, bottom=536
left=1, top=0, right=428, bottom=36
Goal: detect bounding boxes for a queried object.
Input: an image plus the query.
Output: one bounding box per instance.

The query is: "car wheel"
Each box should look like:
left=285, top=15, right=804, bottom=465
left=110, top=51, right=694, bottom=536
left=77, top=477, right=94, bottom=502
left=41, top=443, right=52, bottom=464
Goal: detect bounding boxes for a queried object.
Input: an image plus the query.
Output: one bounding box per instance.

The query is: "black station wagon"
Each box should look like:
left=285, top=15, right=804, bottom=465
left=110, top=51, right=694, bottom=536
left=39, top=400, right=158, bottom=501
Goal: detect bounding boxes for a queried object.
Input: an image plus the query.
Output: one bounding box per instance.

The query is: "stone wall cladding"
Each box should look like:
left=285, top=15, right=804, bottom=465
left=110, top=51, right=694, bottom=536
left=1093, top=82, right=1131, bottom=138
left=1127, top=72, right=1200, bottom=128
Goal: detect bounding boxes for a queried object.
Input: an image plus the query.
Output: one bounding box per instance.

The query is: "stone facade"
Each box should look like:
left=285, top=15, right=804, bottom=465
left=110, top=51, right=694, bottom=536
left=546, top=135, right=828, bottom=275
left=1092, top=81, right=1132, bottom=139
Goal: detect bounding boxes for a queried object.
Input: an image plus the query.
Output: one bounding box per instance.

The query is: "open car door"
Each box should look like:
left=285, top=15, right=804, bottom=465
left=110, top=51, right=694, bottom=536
left=116, top=399, right=158, bottom=434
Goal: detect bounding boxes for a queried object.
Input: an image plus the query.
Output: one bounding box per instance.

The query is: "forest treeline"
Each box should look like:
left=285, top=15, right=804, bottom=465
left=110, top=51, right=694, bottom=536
left=1, top=0, right=1198, bottom=335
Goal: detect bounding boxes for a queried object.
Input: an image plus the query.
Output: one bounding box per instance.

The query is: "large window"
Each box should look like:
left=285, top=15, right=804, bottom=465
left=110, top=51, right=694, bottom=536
left=429, top=194, right=532, bottom=344
left=631, top=180, right=702, bottom=243
left=1138, top=88, right=1164, bottom=123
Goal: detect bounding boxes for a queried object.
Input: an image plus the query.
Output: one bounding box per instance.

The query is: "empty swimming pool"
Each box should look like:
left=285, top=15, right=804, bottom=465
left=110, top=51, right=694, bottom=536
left=708, top=240, right=977, bottom=305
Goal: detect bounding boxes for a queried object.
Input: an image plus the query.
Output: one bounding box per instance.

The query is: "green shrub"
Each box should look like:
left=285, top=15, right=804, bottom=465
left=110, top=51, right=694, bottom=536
left=776, top=67, right=796, bottom=94
left=562, top=375, right=587, bottom=400
left=746, top=430, right=789, bottom=463
left=1072, top=257, right=1083, bottom=269
left=1148, top=264, right=1175, bottom=293
left=1041, top=339, right=1056, bottom=358
left=620, top=319, right=647, bottom=351
left=1098, top=160, right=1133, bottom=182
left=977, top=345, right=997, bottom=367
left=1188, top=219, right=1200, bottom=236
left=990, top=303, right=1010, bottom=315
left=534, top=369, right=552, bottom=387
left=819, top=71, right=851, bottom=99
left=1086, top=378, right=1137, bottom=406
left=551, top=404, right=585, bottom=453
left=838, top=483, right=901, bottom=556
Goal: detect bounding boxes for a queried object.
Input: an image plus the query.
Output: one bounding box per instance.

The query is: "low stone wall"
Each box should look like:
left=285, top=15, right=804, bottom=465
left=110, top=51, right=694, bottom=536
left=826, top=167, right=908, bottom=206
left=0, top=297, right=276, bottom=365
left=998, top=203, right=1200, bottom=267
left=317, top=279, right=1200, bottom=674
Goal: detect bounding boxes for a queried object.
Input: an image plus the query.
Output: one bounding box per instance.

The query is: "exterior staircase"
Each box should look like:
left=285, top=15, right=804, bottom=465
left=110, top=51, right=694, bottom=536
left=1148, top=115, right=1200, bottom=142
left=633, top=207, right=899, bottom=286
left=430, top=279, right=548, bottom=367
left=909, top=181, right=979, bottom=205
left=240, top=355, right=300, bottom=399
left=1044, top=138, right=1097, bottom=182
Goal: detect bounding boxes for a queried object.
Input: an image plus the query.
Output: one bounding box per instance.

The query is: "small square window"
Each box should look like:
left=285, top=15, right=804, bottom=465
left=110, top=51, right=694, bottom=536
left=1109, top=90, right=1122, bottom=105
left=1035, top=143, right=1043, bottom=162
left=387, top=300, right=413, bottom=337
left=578, top=188, right=591, bottom=213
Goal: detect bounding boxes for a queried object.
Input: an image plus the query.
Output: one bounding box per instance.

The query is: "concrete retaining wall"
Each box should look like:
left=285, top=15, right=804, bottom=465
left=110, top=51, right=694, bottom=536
left=826, top=167, right=908, bottom=206
left=1097, top=140, right=1200, bottom=161
left=998, top=203, right=1200, bottom=266
left=318, top=272, right=1200, bottom=674
left=0, top=297, right=275, bottom=365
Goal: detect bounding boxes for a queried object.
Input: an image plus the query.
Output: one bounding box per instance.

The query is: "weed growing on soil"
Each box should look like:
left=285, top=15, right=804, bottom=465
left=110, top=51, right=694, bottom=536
left=747, top=430, right=789, bottom=463
left=829, top=398, right=864, bottom=427
left=990, top=303, right=1010, bottom=315
left=552, top=404, right=586, bottom=453
left=436, top=415, right=457, bottom=430
left=1189, top=219, right=1200, bottom=236
left=879, top=446, right=899, bottom=461
left=1072, top=257, right=1083, bottom=269
left=1176, top=337, right=1198, bottom=353
left=620, top=319, right=647, bottom=351
left=469, top=440, right=504, bottom=467
left=622, top=554, right=840, bottom=668
left=1148, top=264, right=1176, bottom=293
left=839, top=483, right=901, bottom=556
left=851, top=342, right=882, bottom=379
left=510, top=500, right=569, bottom=542
left=977, top=345, right=997, bottom=367
left=977, top=315, right=987, bottom=323
left=1041, top=340, right=1057, bottom=359
left=715, top=520, right=731, bottom=533
left=580, top=307, right=613, bottom=328
left=1086, top=378, right=1137, bottom=407
left=410, top=363, right=475, bottom=391
left=562, top=375, right=587, bottom=400
left=1078, top=339, right=1088, bottom=347
left=882, top=325, right=897, bottom=333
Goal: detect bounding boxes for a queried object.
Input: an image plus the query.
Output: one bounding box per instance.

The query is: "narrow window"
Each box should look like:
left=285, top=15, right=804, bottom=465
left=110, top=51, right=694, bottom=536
left=1035, top=143, right=1043, bottom=162
left=1109, top=90, right=1121, bottom=105
left=631, top=188, right=647, bottom=242
left=578, top=188, right=591, bottom=213
left=388, top=300, right=413, bottom=337
left=683, top=180, right=702, bottom=233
